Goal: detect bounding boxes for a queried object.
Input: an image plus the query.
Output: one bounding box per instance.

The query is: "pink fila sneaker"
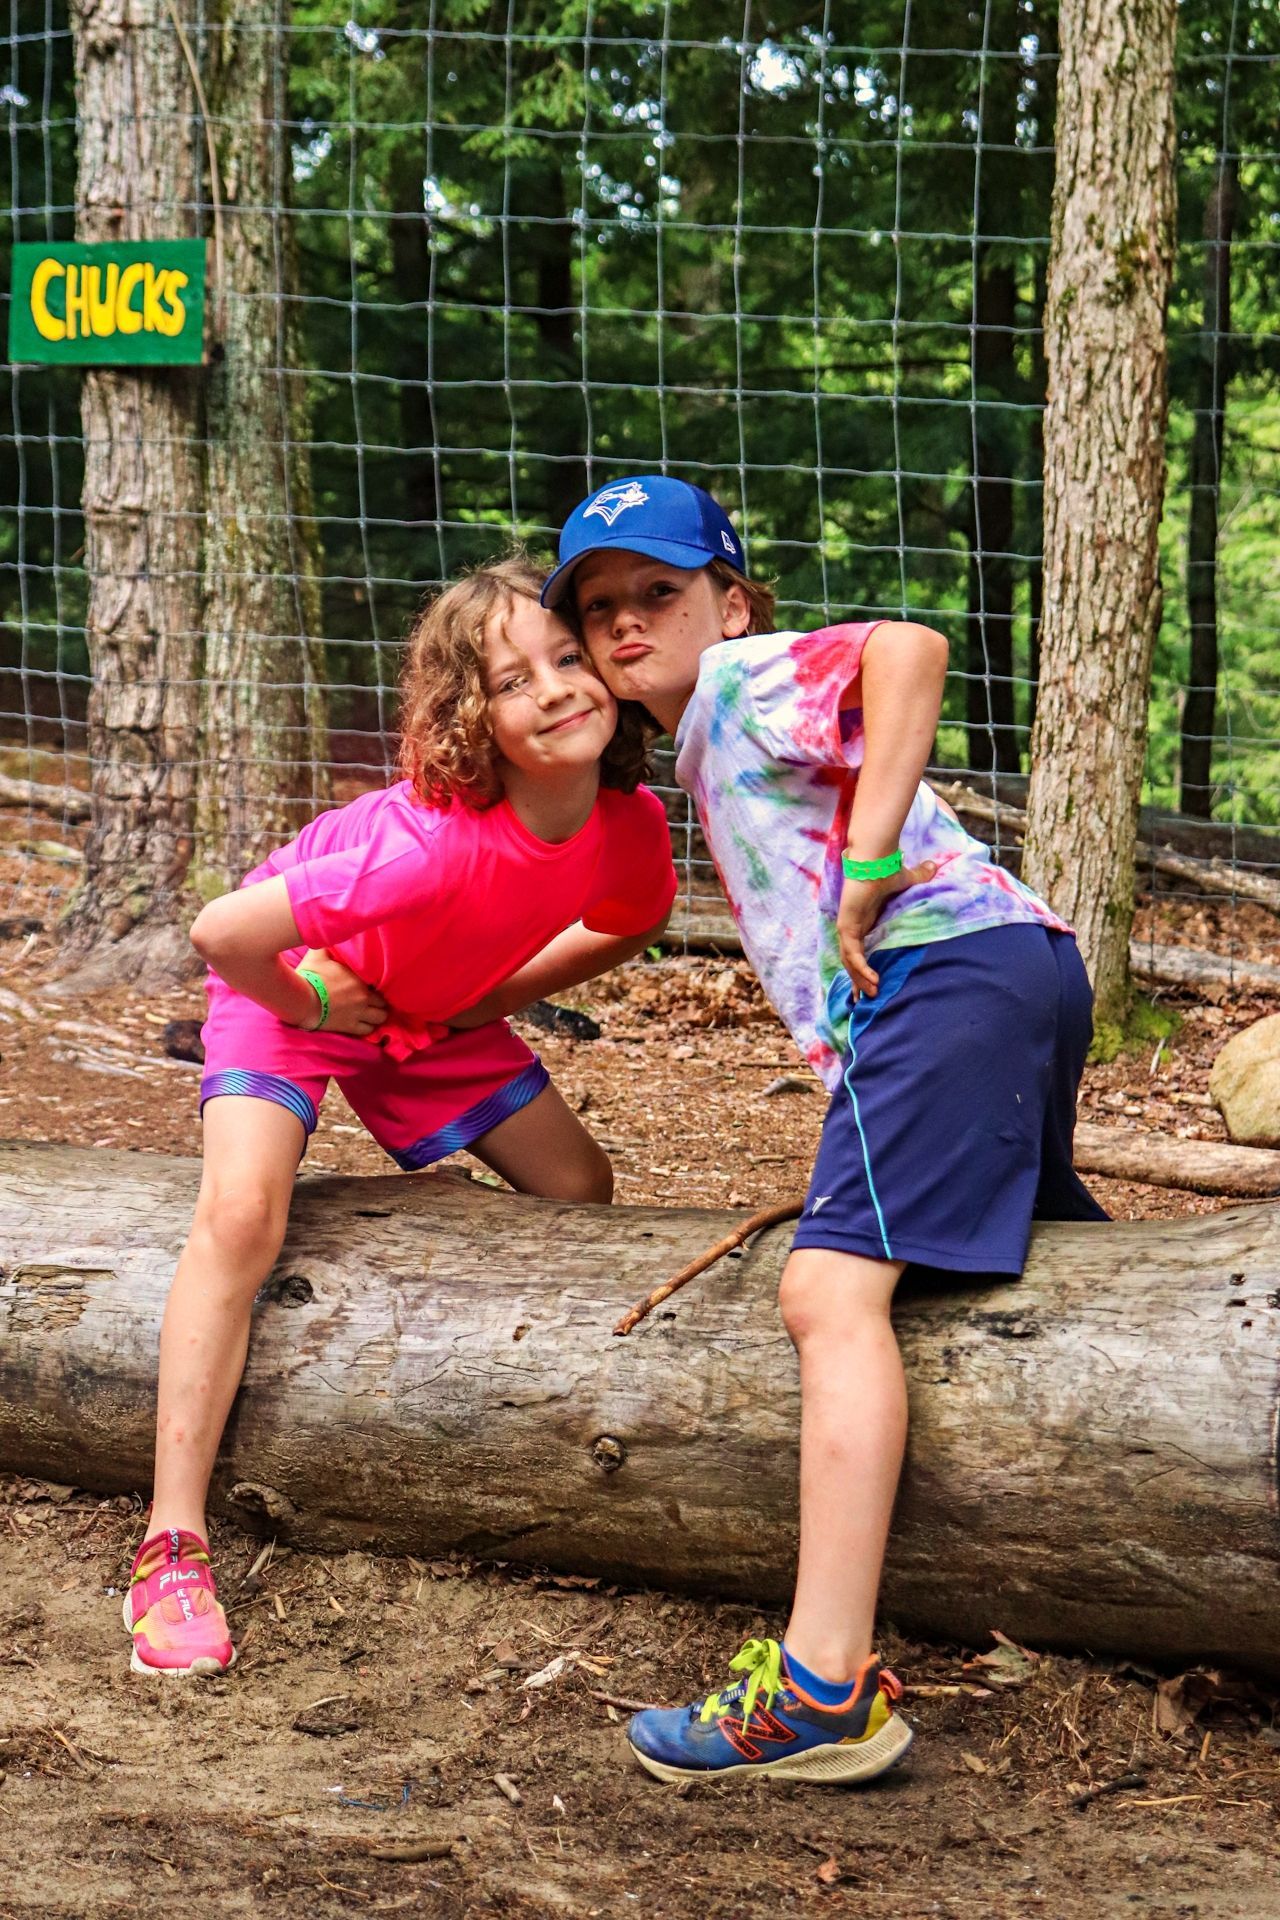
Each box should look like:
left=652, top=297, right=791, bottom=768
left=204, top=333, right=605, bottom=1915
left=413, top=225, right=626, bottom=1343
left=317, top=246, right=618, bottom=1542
left=124, top=1527, right=235, bottom=1676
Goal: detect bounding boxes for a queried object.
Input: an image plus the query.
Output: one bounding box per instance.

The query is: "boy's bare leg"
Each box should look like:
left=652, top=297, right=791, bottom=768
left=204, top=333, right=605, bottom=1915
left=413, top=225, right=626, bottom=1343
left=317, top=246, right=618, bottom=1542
left=469, top=1081, right=613, bottom=1203
left=779, top=1246, right=908, bottom=1681
left=150, top=1097, right=304, bottom=1540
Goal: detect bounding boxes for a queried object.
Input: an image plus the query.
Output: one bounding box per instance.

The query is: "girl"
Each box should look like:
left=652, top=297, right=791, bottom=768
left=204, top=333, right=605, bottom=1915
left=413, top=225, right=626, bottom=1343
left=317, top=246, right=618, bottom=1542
left=125, top=556, right=676, bottom=1676
left=544, top=476, right=1106, bottom=1784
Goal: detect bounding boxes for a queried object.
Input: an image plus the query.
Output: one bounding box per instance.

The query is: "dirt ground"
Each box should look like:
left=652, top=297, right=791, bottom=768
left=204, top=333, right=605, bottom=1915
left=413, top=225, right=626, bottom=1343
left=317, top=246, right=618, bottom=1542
left=0, top=903, right=1278, bottom=1917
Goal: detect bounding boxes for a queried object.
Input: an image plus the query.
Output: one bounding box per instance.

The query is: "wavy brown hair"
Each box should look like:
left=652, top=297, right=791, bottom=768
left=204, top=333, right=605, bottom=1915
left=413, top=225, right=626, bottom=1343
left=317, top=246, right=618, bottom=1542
left=398, top=552, right=652, bottom=808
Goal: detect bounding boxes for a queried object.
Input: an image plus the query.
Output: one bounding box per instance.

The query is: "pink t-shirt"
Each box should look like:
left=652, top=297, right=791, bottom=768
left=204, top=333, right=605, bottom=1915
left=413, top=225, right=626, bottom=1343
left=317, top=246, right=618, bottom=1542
left=240, top=779, right=677, bottom=1057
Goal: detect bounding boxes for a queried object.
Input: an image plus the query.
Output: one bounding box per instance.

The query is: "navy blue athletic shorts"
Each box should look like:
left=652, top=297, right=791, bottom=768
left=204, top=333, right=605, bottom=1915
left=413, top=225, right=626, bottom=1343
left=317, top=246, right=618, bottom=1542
left=791, top=924, right=1108, bottom=1274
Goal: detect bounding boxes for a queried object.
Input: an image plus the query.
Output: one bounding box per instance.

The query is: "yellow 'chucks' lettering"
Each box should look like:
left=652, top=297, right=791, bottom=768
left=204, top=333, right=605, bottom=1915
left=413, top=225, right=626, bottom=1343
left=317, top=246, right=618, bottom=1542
left=30, top=259, right=189, bottom=342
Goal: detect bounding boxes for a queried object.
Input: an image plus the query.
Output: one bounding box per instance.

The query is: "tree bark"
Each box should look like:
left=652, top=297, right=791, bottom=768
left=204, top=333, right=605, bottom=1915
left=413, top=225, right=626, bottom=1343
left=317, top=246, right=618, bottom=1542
left=1022, top=0, right=1178, bottom=1026
left=1179, top=158, right=1238, bottom=819
left=0, top=1144, right=1276, bottom=1676
left=61, top=0, right=205, bottom=985
left=196, top=0, right=329, bottom=894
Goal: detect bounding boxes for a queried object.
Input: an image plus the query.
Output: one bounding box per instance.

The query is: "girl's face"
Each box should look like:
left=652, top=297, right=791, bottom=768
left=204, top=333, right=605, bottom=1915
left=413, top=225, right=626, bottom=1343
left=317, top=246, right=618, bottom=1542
left=484, top=594, right=616, bottom=779
left=572, top=551, right=750, bottom=711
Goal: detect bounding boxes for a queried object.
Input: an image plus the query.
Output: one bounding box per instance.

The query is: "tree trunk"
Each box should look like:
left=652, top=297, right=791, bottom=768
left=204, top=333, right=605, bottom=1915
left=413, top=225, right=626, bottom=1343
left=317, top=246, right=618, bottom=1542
left=61, top=0, right=206, bottom=986
left=1179, top=158, right=1238, bottom=820
left=1, top=1144, right=1276, bottom=1677
left=196, top=0, right=329, bottom=894
left=1021, top=0, right=1178, bottom=1027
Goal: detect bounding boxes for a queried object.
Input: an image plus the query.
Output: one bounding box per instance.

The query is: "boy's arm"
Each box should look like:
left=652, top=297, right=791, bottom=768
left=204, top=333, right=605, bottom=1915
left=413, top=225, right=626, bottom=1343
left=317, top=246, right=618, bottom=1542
left=839, top=620, right=948, bottom=999
left=448, top=914, right=670, bottom=1029
left=190, top=876, right=389, bottom=1034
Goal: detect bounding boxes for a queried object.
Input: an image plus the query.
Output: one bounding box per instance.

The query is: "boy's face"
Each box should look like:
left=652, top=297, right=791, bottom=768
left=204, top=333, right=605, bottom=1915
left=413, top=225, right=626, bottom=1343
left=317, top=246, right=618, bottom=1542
left=484, top=594, right=616, bottom=779
left=573, top=551, right=750, bottom=713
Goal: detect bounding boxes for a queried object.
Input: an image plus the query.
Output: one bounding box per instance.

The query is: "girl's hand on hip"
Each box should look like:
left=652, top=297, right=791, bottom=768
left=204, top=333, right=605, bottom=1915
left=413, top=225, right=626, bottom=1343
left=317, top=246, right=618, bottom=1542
left=296, top=949, right=390, bottom=1036
left=837, top=859, right=936, bottom=1001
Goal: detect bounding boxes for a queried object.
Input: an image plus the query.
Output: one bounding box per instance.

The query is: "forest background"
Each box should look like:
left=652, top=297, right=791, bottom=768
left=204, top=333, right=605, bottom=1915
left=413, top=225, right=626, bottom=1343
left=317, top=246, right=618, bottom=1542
left=2, top=0, right=1278, bottom=844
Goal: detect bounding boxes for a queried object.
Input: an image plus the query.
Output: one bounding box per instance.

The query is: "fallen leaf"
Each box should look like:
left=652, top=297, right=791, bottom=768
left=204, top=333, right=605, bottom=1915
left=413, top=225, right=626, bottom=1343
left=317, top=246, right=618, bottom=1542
left=961, top=1752, right=988, bottom=1774
left=816, top=1857, right=842, bottom=1886
left=524, top=1654, right=571, bottom=1690
left=1155, top=1668, right=1224, bottom=1736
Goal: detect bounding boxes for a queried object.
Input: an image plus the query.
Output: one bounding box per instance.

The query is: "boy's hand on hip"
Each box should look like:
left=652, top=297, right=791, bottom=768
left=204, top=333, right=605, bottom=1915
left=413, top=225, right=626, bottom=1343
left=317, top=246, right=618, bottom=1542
left=838, top=859, right=936, bottom=1001
left=296, top=948, right=390, bottom=1036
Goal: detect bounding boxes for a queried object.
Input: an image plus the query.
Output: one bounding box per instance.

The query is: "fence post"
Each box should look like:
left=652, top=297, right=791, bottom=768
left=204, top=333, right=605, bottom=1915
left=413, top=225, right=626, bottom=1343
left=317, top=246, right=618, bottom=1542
left=196, top=0, right=330, bottom=895
left=1021, top=0, right=1178, bottom=1031
left=61, top=0, right=205, bottom=985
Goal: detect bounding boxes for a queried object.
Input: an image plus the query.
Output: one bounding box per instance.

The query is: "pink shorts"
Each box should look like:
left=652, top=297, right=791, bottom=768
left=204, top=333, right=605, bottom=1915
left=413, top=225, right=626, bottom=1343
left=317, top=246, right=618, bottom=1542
left=200, top=979, right=548, bottom=1169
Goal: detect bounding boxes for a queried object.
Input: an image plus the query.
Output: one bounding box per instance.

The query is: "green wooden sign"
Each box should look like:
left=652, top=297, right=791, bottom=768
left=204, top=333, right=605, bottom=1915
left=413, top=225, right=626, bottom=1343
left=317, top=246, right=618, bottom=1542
left=7, top=240, right=206, bottom=366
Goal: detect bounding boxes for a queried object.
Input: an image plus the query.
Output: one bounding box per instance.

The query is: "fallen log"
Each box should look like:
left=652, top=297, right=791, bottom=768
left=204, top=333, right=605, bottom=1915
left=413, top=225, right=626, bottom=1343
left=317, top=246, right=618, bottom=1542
left=931, top=779, right=1280, bottom=917
left=1073, top=1123, right=1280, bottom=1197
left=0, top=1143, right=1277, bottom=1676
left=0, top=772, right=91, bottom=823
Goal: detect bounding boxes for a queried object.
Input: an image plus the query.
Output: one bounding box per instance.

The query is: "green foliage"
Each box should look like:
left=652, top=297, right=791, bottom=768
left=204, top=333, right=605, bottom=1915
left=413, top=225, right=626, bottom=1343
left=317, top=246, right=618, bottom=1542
left=2, top=0, right=1277, bottom=821
left=1088, top=994, right=1181, bottom=1066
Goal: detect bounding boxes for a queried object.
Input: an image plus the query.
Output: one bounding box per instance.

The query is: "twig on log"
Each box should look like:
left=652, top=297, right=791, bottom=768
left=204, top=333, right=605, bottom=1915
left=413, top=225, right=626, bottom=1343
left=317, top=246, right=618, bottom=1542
left=0, top=772, right=91, bottom=823
left=613, top=1198, right=804, bottom=1337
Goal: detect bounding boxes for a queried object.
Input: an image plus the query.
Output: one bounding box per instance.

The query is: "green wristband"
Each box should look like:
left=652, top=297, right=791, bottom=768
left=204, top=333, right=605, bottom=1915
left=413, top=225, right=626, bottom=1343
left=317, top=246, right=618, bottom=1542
left=842, top=848, right=905, bottom=884
left=297, top=966, right=331, bottom=1030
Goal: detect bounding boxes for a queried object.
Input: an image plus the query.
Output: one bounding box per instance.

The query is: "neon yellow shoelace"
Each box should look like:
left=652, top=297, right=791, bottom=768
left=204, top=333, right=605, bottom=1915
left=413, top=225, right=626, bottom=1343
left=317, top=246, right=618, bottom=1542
left=698, top=1637, right=785, bottom=1727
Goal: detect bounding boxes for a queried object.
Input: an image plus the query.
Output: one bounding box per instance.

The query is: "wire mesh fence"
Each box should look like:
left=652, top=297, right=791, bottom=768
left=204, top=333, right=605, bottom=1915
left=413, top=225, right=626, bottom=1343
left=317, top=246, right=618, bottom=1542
left=1, top=4, right=1277, bottom=953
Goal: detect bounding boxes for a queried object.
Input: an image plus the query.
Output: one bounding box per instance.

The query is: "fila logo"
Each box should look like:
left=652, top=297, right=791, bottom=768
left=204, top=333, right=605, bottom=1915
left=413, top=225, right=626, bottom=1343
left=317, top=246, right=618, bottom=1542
left=158, top=1568, right=201, bottom=1589
left=721, top=530, right=737, bottom=555
left=583, top=481, right=649, bottom=527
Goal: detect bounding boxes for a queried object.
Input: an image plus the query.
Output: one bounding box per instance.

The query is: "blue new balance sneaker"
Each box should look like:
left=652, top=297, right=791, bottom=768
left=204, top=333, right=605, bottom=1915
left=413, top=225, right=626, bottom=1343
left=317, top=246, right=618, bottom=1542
left=627, top=1637, right=913, bottom=1785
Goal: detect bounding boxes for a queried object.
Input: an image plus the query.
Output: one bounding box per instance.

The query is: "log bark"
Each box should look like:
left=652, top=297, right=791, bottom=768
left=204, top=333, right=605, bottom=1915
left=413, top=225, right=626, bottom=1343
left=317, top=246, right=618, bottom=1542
left=61, top=0, right=206, bottom=986
left=1073, top=1123, right=1280, bottom=1197
left=0, top=1144, right=1277, bottom=1676
left=1022, top=0, right=1178, bottom=1025
left=196, top=0, right=330, bottom=892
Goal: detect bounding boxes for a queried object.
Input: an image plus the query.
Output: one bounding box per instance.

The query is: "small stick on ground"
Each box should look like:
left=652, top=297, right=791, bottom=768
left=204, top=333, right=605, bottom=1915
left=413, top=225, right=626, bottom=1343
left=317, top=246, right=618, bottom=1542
left=1070, top=1770, right=1148, bottom=1809
left=493, top=1773, right=522, bottom=1806
left=588, top=1688, right=665, bottom=1712
left=367, top=1839, right=457, bottom=1863
left=613, top=1198, right=804, bottom=1337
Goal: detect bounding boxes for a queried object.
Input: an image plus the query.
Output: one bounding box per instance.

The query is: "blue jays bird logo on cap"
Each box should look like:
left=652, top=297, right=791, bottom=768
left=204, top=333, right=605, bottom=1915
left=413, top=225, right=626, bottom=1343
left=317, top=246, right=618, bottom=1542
left=583, top=480, right=650, bottom=527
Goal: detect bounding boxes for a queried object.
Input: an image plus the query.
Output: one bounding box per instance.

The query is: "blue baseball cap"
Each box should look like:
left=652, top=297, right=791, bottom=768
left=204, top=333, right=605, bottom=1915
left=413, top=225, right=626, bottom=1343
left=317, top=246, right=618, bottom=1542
left=541, top=475, right=746, bottom=608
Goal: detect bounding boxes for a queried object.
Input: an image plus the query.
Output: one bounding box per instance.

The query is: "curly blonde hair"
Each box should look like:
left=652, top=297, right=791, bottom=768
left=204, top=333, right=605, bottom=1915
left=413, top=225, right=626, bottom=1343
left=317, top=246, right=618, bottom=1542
left=398, top=552, right=651, bottom=808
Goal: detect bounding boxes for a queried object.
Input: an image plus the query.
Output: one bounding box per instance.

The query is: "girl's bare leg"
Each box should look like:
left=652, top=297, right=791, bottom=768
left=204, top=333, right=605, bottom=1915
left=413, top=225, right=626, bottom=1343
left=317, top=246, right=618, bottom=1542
left=778, top=1246, right=908, bottom=1680
left=149, top=1097, right=305, bottom=1540
left=468, top=1081, right=613, bottom=1203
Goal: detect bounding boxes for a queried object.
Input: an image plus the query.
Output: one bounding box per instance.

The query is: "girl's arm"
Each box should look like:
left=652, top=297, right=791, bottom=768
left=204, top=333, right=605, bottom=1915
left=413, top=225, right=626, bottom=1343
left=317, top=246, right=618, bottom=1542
left=191, top=877, right=390, bottom=1035
left=448, top=914, right=670, bottom=1029
left=838, top=620, right=948, bottom=999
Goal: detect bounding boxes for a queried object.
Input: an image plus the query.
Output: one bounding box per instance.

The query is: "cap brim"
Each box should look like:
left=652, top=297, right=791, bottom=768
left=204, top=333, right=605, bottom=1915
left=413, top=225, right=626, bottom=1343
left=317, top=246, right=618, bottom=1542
left=540, top=533, right=735, bottom=608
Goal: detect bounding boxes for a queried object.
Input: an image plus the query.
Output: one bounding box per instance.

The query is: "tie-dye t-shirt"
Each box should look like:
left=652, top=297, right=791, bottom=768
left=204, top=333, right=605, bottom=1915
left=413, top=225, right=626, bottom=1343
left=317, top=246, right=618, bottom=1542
left=673, top=622, right=1072, bottom=1088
